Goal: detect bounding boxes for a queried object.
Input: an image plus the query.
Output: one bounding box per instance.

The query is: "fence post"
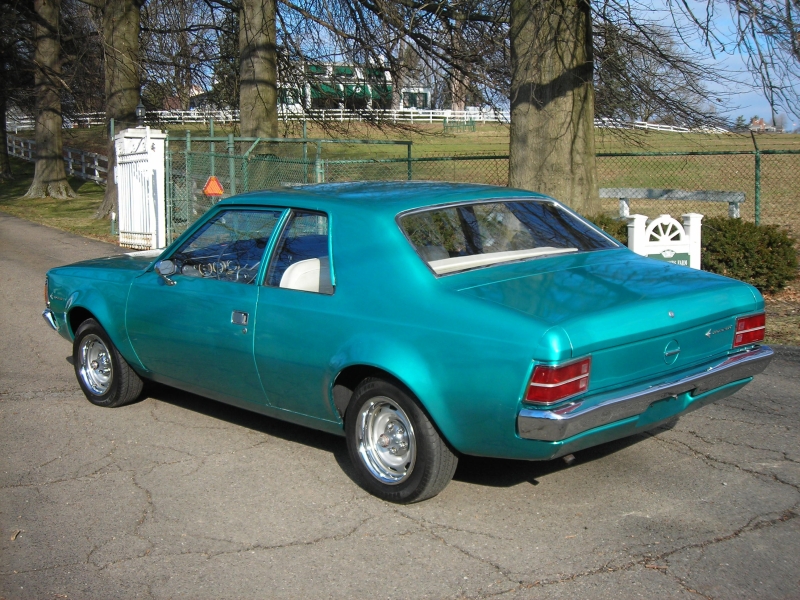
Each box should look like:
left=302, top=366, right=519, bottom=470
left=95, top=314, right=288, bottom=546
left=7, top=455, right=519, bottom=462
left=209, top=118, right=215, bottom=176
left=186, top=131, right=193, bottom=219
left=315, top=141, right=324, bottom=183
left=750, top=132, right=761, bottom=225
left=407, top=143, right=412, bottom=180
left=166, top=149, right=173, bottom=242
left=228, top=133, right=236, bottom=195
left=302, top=120, right=309, bottom=183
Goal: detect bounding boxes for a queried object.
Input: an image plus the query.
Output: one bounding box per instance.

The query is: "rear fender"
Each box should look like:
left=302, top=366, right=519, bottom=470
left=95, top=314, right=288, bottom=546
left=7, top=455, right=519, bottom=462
left=330, top=334, right=456, bottom=444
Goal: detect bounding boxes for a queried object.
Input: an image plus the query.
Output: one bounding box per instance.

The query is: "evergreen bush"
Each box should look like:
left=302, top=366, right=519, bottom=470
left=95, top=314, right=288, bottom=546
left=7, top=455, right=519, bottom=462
left=586, top=214, right=628, bottom=246
left=701, top=217, right=797, bottom=294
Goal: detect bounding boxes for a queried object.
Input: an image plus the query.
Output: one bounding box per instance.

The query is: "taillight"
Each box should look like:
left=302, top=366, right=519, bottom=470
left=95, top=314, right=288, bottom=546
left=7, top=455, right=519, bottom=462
left=44, top=277, right=50, bottom=308
left=526, top=357, right=591, bottom=405
left=733, top=313, right=765, bottom=347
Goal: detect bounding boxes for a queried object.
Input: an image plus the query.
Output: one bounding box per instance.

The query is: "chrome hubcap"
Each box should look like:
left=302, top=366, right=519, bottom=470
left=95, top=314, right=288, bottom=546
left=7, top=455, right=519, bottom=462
left=357, top=397, right=416, bottom=485
left=78, top=334, right=112, bottom=395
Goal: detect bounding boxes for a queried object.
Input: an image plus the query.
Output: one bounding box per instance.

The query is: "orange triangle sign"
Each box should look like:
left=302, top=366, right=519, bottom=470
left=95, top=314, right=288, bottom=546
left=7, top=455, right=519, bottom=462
left=203, top=175, right=224, bottom=196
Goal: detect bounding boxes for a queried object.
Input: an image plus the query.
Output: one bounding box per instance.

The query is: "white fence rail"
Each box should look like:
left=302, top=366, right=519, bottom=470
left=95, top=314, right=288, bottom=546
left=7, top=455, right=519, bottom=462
left=6, top=134, right=109, bottom=184
left=7, top=110, right=731, bottom=132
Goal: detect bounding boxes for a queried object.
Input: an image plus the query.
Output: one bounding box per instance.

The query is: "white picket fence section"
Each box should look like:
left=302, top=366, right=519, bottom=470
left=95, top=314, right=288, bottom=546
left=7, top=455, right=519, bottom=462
left=6, top=134, right=109, bottom=184
left=114, top=127, right=166, bottom=250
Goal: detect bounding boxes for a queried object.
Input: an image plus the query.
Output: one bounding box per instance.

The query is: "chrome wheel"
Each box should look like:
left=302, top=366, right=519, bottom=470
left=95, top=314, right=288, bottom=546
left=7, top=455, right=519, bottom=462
left=78, top=334, right=113, bottom=395
left=356, top=397, right=416, bottom=485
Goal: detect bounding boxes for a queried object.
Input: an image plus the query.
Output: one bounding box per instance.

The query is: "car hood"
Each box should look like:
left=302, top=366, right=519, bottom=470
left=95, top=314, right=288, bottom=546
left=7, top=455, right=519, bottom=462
left=456, top=252, right=760, bottom=356
left=62, top=250, right=161, bottom=273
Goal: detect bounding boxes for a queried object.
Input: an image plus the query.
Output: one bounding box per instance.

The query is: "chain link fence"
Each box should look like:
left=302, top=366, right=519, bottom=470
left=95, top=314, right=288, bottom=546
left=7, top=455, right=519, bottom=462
left=166, top=134, right=800, bottom=242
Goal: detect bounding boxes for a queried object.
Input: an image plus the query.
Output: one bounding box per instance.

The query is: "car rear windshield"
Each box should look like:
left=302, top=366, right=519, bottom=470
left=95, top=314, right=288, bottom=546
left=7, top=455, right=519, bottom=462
left=399, top=199, right=617, bottom=275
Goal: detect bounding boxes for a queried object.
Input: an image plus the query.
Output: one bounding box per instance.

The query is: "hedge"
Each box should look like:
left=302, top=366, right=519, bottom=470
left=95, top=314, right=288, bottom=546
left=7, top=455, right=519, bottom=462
left=586, top=214, right=797, bottom=294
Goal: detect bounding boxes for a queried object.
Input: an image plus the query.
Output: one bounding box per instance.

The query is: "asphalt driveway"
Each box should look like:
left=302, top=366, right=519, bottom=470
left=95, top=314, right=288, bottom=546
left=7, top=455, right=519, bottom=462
left=1, top=212, right=798, bottom=599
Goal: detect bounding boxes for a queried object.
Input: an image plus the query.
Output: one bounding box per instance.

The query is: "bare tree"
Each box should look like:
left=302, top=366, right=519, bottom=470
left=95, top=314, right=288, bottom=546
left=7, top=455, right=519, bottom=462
left=508, top=0, right=597, bottom=212
left=239, top=0, right=279, bottom=138
left=79, top=0, right=145, bottom=217
left=24, top=0, right=76, bottom=199
left=0, top=1, right=35, bottom=180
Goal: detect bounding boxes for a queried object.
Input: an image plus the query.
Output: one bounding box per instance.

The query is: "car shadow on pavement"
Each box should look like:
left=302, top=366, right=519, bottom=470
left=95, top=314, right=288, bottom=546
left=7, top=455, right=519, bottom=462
left=141, top=382, right=347, bottom=456
left=138, top=382, right=675, bottom=493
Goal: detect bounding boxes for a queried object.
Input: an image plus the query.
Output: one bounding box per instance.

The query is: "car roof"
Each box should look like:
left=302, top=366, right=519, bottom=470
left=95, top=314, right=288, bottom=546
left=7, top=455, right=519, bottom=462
left=216, top=181, right=552, bottom=215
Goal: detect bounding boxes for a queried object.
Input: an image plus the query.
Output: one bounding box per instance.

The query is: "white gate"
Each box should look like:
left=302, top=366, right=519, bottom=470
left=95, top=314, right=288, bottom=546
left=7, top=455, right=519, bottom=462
left=114, top=127, right=167, bottom=250
left=627, top=213, right=703, bottom=269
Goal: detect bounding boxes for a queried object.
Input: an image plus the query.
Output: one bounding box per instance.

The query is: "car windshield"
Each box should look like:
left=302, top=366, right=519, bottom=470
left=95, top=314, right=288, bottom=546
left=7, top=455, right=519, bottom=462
left=399, top=199, right=617, bottom=275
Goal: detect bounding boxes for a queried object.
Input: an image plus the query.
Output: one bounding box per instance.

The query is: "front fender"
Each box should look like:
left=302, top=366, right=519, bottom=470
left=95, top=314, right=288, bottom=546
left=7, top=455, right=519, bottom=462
left=63, top=286, right=144, bottom=372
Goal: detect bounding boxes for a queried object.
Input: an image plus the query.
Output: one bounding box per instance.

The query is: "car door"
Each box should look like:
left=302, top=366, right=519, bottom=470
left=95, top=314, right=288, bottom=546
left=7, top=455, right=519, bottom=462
left=127, top=207, right=284, bottom=408
left=253, top=209, right=342, bottom=421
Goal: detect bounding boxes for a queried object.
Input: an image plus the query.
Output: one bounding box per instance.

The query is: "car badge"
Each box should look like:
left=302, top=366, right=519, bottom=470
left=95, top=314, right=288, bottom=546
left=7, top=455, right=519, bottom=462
left=668, top=311, right=675, bottom=318
left=705, top=325, right=732, bottom=338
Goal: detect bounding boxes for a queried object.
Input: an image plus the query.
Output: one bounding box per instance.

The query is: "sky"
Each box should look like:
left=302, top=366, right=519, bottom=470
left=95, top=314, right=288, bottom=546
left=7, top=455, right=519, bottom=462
left=642, top=0, right=799, bottom=131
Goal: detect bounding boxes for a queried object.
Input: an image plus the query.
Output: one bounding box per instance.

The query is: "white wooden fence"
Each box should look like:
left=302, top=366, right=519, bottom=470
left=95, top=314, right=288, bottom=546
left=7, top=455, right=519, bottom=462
left=6, top=135, right=109, bottom=184
left=7, top=110, right=732, bottom=132
left=114, top=127, right=166, bottom=250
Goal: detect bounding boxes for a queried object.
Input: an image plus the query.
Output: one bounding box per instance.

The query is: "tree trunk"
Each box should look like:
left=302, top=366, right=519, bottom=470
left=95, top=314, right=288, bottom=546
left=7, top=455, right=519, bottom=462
left=508, top=0, right=598, bottom=214
left=239, top=0, right=278, bottom=139
left=96, top=0, right=144, bottom=218
left=24, top=0, right=75, bottom=199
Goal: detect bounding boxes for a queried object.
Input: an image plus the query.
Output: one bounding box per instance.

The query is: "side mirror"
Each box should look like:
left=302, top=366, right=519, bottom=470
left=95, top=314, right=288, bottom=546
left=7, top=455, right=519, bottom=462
left=155, top=260, right=177, bottom=285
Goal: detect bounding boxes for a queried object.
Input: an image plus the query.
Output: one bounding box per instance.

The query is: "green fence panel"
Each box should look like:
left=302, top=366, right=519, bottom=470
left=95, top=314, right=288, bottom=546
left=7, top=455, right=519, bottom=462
left=164, top=137, right=800, bottom=242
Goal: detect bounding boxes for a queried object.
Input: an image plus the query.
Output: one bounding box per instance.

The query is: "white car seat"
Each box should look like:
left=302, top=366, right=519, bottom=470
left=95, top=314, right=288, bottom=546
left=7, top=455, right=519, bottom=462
left=279, top=257, right=333, bottom=294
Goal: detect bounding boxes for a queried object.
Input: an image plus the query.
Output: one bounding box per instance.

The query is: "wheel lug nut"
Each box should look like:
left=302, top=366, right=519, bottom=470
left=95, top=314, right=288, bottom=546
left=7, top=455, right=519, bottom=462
left=390, top=447, right=398, bottom=454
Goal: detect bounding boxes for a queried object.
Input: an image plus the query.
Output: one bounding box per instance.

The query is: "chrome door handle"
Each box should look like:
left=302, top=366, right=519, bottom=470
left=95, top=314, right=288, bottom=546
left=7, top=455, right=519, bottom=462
left=231, top=311, right=249, bottom=326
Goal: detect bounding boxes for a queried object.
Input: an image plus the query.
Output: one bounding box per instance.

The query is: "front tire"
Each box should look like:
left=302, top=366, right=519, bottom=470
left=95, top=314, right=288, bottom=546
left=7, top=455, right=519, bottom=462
left=73, top=318, right=143, bottom=407
left=345, top=378, right=458, bottom=503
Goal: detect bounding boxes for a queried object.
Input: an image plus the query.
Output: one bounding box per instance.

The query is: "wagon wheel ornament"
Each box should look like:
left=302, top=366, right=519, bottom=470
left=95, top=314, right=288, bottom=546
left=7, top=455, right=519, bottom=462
left=646, top=216, right=685, bottom=244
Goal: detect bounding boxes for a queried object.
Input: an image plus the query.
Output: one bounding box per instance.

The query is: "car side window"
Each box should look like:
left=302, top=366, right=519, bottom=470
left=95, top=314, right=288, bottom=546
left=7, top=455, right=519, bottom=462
left=169, top=209, right=283, bottom=284
left=266, top=211, right=333, bottom=294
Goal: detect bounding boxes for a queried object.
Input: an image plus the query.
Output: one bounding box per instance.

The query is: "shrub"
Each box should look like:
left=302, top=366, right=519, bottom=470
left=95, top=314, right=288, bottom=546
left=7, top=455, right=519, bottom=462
left=586, top=214, right=628, bottom=246
left=701, top=217, right=797, bottom=294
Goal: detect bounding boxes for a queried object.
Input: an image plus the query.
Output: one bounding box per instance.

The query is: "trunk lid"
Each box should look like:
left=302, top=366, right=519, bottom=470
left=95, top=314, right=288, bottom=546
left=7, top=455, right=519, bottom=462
left=456, top=251, right=761, bottom=392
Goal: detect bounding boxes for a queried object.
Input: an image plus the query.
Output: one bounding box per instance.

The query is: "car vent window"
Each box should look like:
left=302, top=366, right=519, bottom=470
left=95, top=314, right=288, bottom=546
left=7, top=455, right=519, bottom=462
left=266, top=211, right=333, bottom=294
left=400, top=200, right=617, bottom=275
left=168, top=209, right=283, bottom=284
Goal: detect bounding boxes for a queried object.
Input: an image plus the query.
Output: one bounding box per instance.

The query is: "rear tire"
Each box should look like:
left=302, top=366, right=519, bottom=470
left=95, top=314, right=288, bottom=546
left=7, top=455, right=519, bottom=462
left=73, top=318, right=143, bottom=408
left=345, top=378, right=458, bottom=503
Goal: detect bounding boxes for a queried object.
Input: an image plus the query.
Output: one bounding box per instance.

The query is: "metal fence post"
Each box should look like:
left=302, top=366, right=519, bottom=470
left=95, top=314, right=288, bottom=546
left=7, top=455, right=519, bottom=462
left=302, top=120, right=308, bottom=183
left=751, top=132, right=761, bottom=225
left=228, top=134, right=236, bottom=195
left=209, top=118, right=215, bottom=176
left=315, top=141, right=324, bottom=183
left=166, top=150, right=173, bottom=242
left=185, top=131, right=193, bottom=219
left=407, top=143, right=412, bottom=180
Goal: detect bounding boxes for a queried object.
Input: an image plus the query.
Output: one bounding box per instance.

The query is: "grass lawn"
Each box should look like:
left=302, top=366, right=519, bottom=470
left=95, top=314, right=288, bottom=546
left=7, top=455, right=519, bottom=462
left=0, top=157, right=116, bottom=243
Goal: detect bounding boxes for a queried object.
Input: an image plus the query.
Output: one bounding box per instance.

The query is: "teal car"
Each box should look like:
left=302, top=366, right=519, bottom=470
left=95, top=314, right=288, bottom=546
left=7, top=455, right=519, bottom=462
left=43, top=182, right=773, bottom=503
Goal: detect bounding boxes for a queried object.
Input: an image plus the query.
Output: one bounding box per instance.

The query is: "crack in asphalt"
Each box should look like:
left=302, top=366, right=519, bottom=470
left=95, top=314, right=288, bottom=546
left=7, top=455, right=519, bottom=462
left=681, top=428, right=800, bottom=463
left=653, top=432, right=800, bottom=494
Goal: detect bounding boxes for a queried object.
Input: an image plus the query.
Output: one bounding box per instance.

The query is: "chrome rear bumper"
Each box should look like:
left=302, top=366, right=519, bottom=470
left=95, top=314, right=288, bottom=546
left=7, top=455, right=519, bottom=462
left=518, top=346, right=773, bottom=442
left=42, top=309, right=58, bottom=331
